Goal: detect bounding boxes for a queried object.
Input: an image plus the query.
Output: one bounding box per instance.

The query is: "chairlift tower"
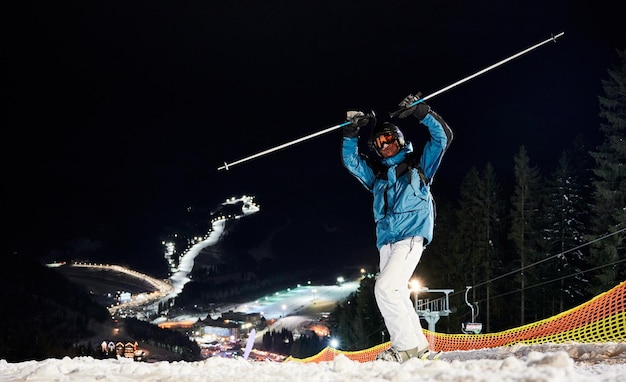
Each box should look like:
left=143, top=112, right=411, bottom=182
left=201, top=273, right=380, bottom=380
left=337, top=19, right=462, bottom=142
left=415, top=288, right=454, bottom=347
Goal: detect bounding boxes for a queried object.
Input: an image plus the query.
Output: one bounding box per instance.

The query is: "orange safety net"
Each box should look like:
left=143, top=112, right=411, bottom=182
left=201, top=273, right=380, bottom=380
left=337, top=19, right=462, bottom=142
left=285, top=280, right=625, bottom=363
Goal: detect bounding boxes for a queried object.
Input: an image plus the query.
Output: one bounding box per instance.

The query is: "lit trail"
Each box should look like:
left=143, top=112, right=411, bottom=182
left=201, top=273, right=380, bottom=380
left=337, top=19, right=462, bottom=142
left=166, top=195, right=260, bottom=299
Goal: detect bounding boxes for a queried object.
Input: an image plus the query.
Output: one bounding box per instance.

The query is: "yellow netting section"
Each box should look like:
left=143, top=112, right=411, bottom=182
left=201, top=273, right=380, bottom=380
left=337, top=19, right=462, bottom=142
left=285, top=281, right=626, bottom=363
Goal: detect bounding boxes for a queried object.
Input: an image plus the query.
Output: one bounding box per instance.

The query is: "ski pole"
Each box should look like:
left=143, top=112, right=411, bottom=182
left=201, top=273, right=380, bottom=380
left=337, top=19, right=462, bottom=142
left=389, top=31, right=565, bottom=117
left=218, top=32, right=564, bottom=171
left=217, top=122, right=350, bottom=171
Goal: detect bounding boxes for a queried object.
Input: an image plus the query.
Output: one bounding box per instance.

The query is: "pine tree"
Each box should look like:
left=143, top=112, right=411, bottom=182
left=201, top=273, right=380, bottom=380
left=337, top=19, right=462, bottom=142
left=479, top=163, right=505, bottom=332
left=587, top=48, right=626, bottom=295
left=420, top=200, right=458, bottom=287
left=541, top=150, right=588, bottom=313
left=453, top=168, right=485, bottom=324
left=417, top=200, right=462, bottom=333
left=509, top=146, right=543, bottom=325
left=453, top=166, right=484, bottom=288
left=450, top=164, right=504, bottom=332
left=329, top=276, right=383, bottom=351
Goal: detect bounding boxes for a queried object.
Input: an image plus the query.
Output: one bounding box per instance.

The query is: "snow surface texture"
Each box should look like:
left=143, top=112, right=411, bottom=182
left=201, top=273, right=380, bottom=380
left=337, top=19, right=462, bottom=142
left=2, top=342, right=625, bottom=382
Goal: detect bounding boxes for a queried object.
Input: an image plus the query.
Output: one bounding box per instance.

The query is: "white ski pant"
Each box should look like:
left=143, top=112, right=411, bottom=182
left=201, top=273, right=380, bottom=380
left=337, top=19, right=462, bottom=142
left=374, top=236, right=429, bottom=352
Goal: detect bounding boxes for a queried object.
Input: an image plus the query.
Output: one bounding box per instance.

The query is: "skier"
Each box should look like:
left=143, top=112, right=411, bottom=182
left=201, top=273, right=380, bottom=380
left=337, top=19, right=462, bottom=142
left=341, top=94, right=453, bottom=362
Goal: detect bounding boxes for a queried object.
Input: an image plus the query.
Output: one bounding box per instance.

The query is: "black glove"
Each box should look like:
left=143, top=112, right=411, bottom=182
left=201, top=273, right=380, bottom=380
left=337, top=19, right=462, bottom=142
left=397, top=93, right=430, bottom=120
left=343, top=111, right=374, bottom=137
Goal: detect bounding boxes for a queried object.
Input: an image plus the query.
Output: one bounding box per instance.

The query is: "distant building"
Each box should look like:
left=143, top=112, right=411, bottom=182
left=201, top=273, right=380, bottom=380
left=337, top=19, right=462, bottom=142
left=221, top=311, right=265, bottom=328
left=195, top=311, right=266, bottom=342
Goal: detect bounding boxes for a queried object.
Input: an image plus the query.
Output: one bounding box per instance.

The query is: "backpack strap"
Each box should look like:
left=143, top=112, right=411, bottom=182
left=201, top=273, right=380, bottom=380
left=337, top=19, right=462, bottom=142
left=363, top=154, right=387, bottom=179
left=365, top=152, right=436, bottom=221
left=364, top=152, right=426, bottom=184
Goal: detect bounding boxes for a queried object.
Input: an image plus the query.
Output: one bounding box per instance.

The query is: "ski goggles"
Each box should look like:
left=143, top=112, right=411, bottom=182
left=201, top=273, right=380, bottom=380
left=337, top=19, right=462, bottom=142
left=373, top=133, right=396, bottom=150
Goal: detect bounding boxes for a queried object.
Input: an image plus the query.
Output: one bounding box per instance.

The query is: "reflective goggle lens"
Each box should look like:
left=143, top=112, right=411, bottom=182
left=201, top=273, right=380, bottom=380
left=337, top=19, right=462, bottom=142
left=374, top=133, right=395, bottom=149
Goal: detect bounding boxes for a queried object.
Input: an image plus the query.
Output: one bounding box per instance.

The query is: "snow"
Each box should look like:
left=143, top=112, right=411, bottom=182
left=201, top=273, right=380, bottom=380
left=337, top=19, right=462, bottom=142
left=7, top=196, right=623, bottom=381
left=1, top=342, right=625, bottom=381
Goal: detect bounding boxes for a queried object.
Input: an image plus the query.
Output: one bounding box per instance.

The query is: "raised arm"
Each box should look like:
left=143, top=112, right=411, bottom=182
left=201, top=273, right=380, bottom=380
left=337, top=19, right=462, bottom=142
left=341, top=111, right=377, bottom=191
left=397, top=94, right=453, bottom=184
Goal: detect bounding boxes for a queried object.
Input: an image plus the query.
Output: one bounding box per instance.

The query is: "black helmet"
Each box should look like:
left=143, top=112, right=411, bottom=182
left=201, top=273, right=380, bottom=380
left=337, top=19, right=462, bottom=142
left=368, top=122, right=406, bottom=157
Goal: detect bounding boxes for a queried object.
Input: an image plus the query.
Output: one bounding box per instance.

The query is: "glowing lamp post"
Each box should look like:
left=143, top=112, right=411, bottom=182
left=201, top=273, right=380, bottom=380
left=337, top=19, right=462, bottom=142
left=410, top=280, right=420, bottom=312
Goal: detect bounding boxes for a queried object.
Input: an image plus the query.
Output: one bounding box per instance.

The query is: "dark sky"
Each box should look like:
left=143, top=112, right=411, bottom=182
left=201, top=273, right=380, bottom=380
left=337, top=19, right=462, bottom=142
left=5, top=1, right=625, bottom=272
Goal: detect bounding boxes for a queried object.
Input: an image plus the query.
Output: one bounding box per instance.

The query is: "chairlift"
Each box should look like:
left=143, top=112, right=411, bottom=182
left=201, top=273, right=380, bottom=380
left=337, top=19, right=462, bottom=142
left=461, top=322, right=483, bottom=334
left=461, top=286, right=483, bottom=334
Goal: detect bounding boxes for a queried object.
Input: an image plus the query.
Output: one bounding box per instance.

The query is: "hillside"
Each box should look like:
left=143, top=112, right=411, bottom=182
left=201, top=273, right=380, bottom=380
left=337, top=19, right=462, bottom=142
left=0, top=253, right=111, bottom=362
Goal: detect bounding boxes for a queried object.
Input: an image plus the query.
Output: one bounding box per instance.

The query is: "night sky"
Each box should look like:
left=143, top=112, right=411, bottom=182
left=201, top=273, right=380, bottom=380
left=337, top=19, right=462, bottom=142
left=5, top=1, right=625, bottom=273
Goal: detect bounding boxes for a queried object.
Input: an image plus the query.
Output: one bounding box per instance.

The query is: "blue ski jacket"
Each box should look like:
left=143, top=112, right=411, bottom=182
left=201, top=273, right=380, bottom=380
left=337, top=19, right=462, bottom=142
left=341, top=112, right=452, bottom=250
